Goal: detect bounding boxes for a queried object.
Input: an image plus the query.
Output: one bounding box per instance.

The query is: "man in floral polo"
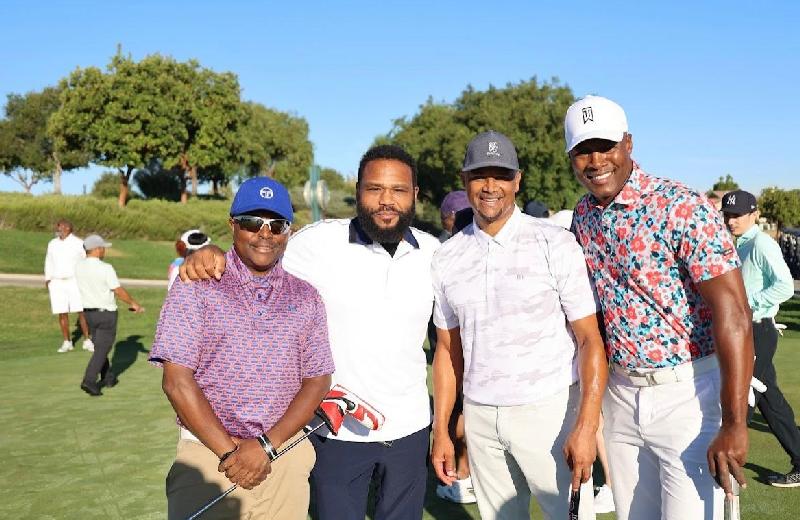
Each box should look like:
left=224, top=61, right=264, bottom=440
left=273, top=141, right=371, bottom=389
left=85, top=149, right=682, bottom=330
left=565, top=95, right=754, bottom=520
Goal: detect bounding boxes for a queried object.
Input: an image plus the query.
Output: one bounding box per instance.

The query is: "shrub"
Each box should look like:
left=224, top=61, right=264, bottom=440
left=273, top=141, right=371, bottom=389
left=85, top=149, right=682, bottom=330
left=91, top=172, right=124, bottom=199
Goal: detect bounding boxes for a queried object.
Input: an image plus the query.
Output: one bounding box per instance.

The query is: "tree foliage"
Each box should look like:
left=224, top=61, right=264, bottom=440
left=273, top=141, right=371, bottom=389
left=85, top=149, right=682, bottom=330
left=48, top=48, right=314, bottom=206
left=133, top=161, right=183, bottom=201
left=320, top=167, right=348, bottom=191
left=759, top=187, right=800, bottom=229
left=0, top=86, right=89, bottom=193
left=381, top=78, right=580, bottom=210
left=92, top=171, right=129, bottom=200
left=712, top=174, right=739, bottom=191
left=238, top=102, right=313, bottom=187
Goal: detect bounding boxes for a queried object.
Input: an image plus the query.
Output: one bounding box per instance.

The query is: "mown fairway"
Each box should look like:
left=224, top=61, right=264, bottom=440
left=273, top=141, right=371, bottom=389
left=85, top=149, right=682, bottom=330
left=1, top=285, right=799, bottom=519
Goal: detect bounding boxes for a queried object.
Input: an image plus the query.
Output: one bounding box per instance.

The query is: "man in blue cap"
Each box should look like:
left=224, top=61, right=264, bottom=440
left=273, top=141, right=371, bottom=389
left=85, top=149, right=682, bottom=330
left=179, top=147, right=442, bottom=520
left=150, top=177, right=335, bottom=519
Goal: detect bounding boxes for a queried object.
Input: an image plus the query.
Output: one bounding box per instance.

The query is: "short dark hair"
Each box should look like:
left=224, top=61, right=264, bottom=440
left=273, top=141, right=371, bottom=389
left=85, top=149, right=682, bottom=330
left=56, top=218, right=73, bottom=231
left=357, top=144, right=417, bottom=186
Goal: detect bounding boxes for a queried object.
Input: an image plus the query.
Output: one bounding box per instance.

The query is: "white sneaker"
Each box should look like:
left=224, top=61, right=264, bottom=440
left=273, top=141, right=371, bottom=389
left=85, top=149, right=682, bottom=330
left=82, top=339, right=95, bottom=352
left=57, top=341, right=74, bottom=353
left=436, top=477, right=477, bottom=504
left=594, top=484, right=615, bottom=514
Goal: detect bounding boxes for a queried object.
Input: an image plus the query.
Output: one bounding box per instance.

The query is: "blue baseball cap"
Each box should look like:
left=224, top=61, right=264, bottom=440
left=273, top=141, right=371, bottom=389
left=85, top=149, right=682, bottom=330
left=230, top=177, right=294, bottom=222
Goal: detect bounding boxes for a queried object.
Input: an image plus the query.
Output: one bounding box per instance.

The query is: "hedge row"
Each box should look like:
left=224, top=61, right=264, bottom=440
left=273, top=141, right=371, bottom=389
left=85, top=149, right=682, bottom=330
left=0, top=188, right=365, bottom=241
left=0, top=186, right=455, bottom=241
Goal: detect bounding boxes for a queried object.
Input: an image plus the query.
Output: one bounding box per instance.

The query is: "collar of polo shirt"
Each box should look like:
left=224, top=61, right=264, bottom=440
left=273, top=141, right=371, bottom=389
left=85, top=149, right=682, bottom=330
left=471, top=206, right=523, bottom=248
left=348, top=218, right=420, bottom=249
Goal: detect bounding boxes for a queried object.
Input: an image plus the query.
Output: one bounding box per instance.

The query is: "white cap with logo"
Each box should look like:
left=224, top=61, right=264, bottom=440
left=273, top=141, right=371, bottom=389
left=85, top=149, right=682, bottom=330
left=564, top=95, right=628, bottom=153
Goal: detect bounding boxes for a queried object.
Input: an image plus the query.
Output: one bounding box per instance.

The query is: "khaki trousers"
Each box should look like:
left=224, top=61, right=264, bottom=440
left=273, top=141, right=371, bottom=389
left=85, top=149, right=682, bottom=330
left=166, top=431, right=315, bottom=520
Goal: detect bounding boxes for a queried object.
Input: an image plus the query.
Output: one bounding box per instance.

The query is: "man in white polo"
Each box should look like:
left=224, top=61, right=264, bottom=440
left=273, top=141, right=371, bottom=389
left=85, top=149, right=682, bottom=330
left=45, top=218, right=92, bottom=353
left=430, top=131, right=608, bottom=520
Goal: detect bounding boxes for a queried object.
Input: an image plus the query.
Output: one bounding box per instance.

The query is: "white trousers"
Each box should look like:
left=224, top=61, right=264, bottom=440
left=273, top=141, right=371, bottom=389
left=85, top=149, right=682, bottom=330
left=464, top=385, right=594, bottom=520
left=604, top=367, right=724, bottom=520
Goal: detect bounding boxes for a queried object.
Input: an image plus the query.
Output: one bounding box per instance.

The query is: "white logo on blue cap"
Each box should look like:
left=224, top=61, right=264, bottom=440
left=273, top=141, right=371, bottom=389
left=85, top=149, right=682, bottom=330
left=726, top=194, right=736, bottom=206
left=259, top=187, right=274, bottom=199
left=487, top=141, right=501, bottom=157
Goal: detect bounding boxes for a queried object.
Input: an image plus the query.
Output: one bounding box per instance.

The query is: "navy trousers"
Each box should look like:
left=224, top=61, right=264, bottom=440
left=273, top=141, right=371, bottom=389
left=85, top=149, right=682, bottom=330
left=750, top=318, right=800, bottom=467
left=310, top=427, right=429, bottom=520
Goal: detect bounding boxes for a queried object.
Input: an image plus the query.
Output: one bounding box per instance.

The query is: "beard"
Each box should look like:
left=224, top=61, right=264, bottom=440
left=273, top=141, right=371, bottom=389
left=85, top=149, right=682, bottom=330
left=356, top=199, right=416, bottom=244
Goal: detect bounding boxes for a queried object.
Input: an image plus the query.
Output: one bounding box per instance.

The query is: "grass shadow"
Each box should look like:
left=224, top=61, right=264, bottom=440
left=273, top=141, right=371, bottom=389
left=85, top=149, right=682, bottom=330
left=110, top=334, right=149, bottom=377
left=71, top=315, right=86, bottom=344
left=778, top=297, right=800, bottom=333
left=744, top=461, right=781, bottom=485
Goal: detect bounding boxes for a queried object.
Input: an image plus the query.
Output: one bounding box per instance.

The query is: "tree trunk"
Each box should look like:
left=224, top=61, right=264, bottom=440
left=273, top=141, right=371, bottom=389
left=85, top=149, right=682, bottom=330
left=118, top=167, right=131, bottom=208
left=190, top=166, right=198, bottom=197
left=53, top=160, right=62, bottom=195
left=212, top=178, right=219, bottom=196
left=179, top=172, right=189, bottom=204
left=179, top=154, right=190, bottom=204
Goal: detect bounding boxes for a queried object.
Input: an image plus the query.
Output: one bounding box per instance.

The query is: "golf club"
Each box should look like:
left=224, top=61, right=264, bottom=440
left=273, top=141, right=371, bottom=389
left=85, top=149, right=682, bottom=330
left=724, top=474, right=741, bottom=520
left=185, top=387, right=382, bottom=520
left=567, top=488, right=580, bottom=520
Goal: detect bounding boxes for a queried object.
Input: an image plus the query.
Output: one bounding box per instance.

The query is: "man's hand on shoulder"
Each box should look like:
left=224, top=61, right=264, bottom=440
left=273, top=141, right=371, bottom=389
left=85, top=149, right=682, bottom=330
left=218, top=438, right=271, bottom=489
left=179, top=245, right=226, bottom=282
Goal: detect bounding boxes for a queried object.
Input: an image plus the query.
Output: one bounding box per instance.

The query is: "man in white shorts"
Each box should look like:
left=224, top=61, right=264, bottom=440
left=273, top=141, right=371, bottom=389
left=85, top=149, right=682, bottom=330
left=45, top=219, right=92, bottom=353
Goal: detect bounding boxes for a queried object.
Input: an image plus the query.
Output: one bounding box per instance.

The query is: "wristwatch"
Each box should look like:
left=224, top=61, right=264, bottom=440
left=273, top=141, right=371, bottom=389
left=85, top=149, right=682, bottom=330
left=257, top=434, right=278, bottom=461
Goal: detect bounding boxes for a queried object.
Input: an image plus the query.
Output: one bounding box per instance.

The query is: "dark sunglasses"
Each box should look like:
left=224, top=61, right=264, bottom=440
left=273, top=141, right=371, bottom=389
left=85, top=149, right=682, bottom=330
left=232, top=215, right=291, bottom=235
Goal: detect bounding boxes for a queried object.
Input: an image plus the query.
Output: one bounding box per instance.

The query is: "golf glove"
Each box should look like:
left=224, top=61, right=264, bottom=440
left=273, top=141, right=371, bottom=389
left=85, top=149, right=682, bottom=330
left=748, top=376, right=767, bottom=407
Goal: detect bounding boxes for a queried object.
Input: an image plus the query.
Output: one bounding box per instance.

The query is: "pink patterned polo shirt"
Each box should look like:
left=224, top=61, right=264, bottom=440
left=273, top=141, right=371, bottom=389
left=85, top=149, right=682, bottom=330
left=571, top=165, right=740, bottom=369
left=149, top=249, right=334, bottom=438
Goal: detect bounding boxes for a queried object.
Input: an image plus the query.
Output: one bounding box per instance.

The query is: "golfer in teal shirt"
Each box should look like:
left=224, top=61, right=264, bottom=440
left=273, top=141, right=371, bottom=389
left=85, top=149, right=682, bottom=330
left=723, top=189, right=799, bottom=487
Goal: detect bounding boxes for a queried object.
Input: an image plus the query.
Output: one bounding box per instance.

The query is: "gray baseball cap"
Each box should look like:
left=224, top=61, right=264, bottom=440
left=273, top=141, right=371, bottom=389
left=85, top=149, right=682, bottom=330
left=462, top=130, right=519, bottom=172
left=84, top=234, right=112, bottom=250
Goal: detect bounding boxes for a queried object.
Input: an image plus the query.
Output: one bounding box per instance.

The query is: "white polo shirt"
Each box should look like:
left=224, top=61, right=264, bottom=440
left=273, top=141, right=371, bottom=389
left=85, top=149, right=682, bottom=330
left=284, top=219, right=440, bottom=442
left=75, top=257, right=121, bottom=311
left=44, top=233, right=85, bottom=281
left=432, top=207, right=597, bottom=406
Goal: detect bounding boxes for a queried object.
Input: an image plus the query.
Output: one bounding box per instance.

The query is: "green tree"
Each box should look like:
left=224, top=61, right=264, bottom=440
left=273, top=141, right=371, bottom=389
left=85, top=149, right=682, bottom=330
left=712, top=174, right=739, bottom=191
left=92, top=171, right=128, bottom=199
left=166, top=63, right=245, bottom=202
left=50, top=51, right=188, bottom=207
left=382, top=78, right=580, bottom=210
left=0, top=86, right=89, bottom=193
left=133, top=160, right=183, bottom=201
left=320, top=167, right=347, bottom=191
left=759, top=187, right=800, bottom=229
left=50, top=49, right=245, bottom=206
left=238, top=102, right=313, bottom=187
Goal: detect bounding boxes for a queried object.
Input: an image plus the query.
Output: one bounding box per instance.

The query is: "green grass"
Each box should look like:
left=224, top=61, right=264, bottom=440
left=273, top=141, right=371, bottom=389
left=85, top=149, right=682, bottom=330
left=0, top=228, right=232, bottom=280
left=1, top=286, right=799, bottom=519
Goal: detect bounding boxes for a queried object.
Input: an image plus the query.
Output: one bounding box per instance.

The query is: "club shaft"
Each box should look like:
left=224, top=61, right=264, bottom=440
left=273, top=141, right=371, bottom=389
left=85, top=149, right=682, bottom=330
left=184, top=422, right=327, bottom=520
left=186, top=484, right=237, bottom=520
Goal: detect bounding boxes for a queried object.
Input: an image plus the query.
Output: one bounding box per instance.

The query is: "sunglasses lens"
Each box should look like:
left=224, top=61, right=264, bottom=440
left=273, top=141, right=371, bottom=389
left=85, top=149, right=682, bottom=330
left=235, top=216, right=289, bottom=234
left=236, top=216, right=263, bottom=232
left=268, top=220, right=290, bottom=234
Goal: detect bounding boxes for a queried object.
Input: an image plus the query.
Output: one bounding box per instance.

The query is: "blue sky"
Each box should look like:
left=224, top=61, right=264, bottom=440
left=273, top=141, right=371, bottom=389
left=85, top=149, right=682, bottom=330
left=1, top=0, right=798, bottom=196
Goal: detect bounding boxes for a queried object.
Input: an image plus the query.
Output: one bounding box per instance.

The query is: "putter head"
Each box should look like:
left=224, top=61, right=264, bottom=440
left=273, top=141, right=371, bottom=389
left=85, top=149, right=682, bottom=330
left=316, top=401, right=345, bottom=436
left=326, top=384, right=385, bottom=431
